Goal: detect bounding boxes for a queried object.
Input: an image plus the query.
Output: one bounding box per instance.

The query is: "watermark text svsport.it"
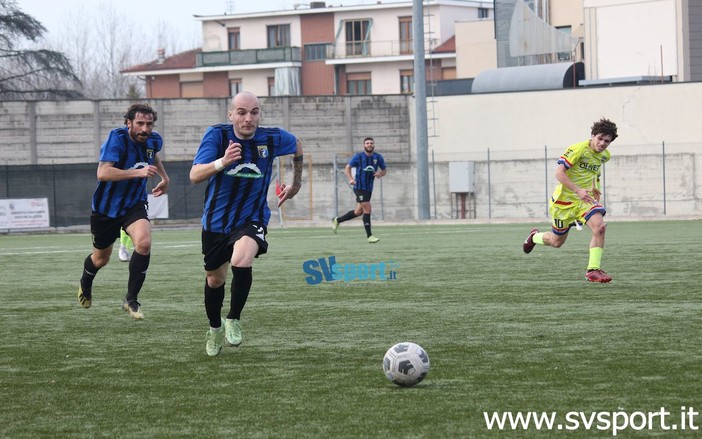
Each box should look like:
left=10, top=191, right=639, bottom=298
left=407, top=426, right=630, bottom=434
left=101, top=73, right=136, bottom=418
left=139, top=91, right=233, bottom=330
left=484, top=407, right=699, bottom=436
left=302, top=255, right=399, bottom=285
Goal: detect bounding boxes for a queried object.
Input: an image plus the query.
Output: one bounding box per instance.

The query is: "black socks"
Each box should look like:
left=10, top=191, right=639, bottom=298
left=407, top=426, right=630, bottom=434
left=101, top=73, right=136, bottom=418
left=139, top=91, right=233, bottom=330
left=228, top=266, right=253, bottom=321
left=126, top=251, right=150, bottom=303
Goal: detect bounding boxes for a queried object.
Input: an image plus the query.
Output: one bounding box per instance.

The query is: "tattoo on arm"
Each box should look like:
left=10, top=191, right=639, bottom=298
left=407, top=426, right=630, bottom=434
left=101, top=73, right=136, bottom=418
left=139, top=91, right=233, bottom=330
left=292, top=160, right=303, bottom=189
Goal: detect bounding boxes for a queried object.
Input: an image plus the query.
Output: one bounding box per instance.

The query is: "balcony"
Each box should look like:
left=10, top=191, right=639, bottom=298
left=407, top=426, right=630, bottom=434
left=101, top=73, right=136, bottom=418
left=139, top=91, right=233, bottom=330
left=196, top=47, right=302, bottom=67
left=327, top=39, right=440, bottom=60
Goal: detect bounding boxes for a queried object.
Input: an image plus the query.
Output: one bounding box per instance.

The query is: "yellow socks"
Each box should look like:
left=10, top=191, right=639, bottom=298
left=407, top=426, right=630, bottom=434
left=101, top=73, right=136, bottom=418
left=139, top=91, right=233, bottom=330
left=533, top=233, right=545, bottom=245
left=587, top=247, right=603, bottom=270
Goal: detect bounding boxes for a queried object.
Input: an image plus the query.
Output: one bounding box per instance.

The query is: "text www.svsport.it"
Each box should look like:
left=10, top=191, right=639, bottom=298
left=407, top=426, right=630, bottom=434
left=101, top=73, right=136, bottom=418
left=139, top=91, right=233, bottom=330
left=484, top=407, right=700, bottom=436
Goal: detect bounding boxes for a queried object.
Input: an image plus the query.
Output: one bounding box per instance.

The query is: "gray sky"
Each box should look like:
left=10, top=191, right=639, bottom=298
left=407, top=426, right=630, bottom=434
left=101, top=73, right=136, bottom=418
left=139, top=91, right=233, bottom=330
left=19, top=0, right=292, bottom=47
left=18, top=0, right=403, bottom=49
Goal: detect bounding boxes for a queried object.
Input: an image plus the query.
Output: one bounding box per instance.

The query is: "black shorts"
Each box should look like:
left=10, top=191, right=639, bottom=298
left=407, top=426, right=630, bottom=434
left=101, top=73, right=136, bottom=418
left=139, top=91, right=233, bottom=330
left=90, top=201, right=149, bottom=250
left=201, top=222, right=268, bottom=271
left=354, top=189, right=372, bottom=203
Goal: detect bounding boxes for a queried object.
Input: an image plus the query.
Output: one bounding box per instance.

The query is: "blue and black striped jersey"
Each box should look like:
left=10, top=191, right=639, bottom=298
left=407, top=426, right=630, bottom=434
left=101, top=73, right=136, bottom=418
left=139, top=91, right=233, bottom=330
left=349, top=152, right=386, bottom=193
left=91, top=127, right=163, bottom=218
left=193, top=124, right=298, bottom=233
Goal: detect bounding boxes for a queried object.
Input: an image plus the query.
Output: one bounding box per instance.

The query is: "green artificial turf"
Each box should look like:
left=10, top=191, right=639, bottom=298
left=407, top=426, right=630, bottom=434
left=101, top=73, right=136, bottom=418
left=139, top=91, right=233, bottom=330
left=1, top=220, right=700, bottom=438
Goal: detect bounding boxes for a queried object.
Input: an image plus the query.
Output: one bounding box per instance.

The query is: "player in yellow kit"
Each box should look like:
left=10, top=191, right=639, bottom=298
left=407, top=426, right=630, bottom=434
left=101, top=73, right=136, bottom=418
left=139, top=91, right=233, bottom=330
left=118, top=229, right=133, bottom=262
left=523, top=118, right=618, bottom=283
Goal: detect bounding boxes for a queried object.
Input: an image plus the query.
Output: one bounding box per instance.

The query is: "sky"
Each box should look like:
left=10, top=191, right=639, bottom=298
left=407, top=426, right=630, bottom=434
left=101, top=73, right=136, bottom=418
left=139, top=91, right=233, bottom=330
left=18, top=0, right=402, bottom=50
left=18, top=0, right=293, bottom=48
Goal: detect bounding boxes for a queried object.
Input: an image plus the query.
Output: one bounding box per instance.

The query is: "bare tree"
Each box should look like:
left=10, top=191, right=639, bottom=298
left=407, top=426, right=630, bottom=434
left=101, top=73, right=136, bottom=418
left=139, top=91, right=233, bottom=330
left=48, top=2, right=147, bottom=99
left=47, top=2, right=198, bottom=99
left=154, top=19, right=200, bottom=57
left=0, top=0, right=82, bottom=100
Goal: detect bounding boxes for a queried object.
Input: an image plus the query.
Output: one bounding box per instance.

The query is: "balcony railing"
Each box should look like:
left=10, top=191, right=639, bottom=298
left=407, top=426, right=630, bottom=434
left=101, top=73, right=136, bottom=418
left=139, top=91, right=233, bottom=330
left=196, top=47, right=302, bottom=67
left=328, top=38, right=440, bottom=59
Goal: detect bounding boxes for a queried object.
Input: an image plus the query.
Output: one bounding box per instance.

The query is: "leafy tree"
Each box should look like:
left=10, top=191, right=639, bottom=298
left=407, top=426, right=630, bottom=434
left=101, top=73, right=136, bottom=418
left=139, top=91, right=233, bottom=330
left=0, top=0, right=82, bottom=99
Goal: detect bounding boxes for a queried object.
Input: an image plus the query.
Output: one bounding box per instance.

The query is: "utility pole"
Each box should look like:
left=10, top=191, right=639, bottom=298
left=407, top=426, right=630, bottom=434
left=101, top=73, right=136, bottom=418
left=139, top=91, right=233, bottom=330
left=413, top=0, right=430, bottom=220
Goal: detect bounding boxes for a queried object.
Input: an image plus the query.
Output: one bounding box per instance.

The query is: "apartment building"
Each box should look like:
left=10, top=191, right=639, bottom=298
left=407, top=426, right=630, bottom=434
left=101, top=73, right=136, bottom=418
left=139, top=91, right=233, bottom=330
left=582, top=0, right=702, bottom=83
left=122, top=0, right=494, bottom=98
left=455, top=0, right=702, bottom=84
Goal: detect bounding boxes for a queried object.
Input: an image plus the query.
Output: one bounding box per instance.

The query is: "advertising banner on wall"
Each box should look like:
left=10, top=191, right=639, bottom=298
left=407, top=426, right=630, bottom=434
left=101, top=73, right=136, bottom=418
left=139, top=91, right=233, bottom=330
left=147, top=194, right=169, bottom=219
left=0, top=198, right=50, bottom=229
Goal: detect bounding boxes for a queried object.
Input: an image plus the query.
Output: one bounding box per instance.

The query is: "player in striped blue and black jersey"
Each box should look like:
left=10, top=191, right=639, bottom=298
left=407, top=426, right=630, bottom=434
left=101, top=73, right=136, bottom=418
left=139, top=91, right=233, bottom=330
left=78, top=103, right=170, bottom=320
left=190, top=91, right=303, bottom=356
left=332, top=137, right=386, bottom=243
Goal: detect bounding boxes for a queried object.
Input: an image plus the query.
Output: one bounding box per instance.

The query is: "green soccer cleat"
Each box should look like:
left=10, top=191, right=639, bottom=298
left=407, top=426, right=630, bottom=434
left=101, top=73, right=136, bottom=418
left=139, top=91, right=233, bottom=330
left=78, top=284, right=92, bottom=309
left=367, top=235, right=380, bottom=244
left=332, top=217, right=339, bottom=234
left=224, top=318, right=243, bottom=347
left=122, top=299, right=144, bottom=320
left=206, top=323, right=224, bottom=356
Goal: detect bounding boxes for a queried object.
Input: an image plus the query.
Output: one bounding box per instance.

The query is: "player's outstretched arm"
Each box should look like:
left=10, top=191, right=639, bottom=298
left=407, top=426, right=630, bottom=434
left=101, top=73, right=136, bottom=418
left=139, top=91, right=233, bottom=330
left=97, top=161, right=158, bottom=182
left=277, top=139, right=303, bottom=207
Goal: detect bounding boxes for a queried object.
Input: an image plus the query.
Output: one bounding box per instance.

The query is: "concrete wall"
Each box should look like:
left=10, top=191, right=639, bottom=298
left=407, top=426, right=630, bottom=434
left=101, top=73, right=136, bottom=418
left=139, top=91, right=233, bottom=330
left=428, top=81, right=702, bottom=159
left=420, top=80, right=702, bottom=219
left=1, top=83, right=700, bottom=222
left=0, top=95, right=411, bottom=166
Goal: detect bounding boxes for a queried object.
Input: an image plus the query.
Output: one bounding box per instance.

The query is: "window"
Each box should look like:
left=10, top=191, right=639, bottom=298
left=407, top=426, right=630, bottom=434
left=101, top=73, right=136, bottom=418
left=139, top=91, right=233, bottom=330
left=229, top=79, right=242, bottom=96
left=400, top=70, right=413, bottom=94
left=345, top=19, right=370, bottom=56
left=267, top=24, right=291, bottom=48
left=478, top=8, right=489, bottom=19
left=347, top=72, right=371, bottom=95
left=181, top=81, right=203, bottom=98
left=305, top=43, right=330, bottom=61
left=556, top=26, right=573, bottom=61
left=228, top=28, right=240, bottom=51
left=267, top=77, right=276, bottom=96
left=399, top=17, right=412, bottom=55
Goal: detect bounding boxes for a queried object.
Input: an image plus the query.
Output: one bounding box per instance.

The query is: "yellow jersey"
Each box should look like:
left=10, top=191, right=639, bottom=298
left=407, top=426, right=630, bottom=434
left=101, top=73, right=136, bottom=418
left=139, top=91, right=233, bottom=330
left=551, top=139, right=610, bottom=206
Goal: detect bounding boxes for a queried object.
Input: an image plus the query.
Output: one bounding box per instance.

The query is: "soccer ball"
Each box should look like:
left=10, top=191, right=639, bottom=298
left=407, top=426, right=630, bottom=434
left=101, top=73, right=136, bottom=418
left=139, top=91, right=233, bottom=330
left=383, top=342, right=430, bottom=387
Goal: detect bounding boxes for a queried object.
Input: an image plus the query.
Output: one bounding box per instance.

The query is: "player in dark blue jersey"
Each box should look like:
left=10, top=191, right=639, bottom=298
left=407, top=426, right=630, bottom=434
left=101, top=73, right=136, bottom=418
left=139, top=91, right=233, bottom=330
left=190, top=91, right=303, bottom=356
left=332, top=137, right=386, bottom=243
left=78, top=103, right=170, bottom=320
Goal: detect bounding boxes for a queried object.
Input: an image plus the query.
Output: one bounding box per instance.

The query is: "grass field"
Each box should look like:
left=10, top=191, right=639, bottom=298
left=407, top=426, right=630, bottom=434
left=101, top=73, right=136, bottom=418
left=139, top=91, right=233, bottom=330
left=1, top=220, right=701, bottom=438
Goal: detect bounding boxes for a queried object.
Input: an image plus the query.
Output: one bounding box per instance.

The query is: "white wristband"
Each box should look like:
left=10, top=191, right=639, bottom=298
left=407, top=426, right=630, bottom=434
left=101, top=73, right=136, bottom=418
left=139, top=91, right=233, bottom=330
left=214, top=158, right=225, bottom=172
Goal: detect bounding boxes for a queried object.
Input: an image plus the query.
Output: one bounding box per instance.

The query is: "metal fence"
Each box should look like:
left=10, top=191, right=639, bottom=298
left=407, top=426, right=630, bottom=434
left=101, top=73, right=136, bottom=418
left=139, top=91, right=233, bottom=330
left=1, top=142, right=700, bottom=230
left=0, top=162, right=206, bottom=228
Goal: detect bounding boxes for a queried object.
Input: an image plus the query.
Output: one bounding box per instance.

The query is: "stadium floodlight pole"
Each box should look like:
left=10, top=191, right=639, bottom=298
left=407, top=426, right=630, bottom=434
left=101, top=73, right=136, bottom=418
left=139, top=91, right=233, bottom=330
left=413, top=0, right=430, bottom=220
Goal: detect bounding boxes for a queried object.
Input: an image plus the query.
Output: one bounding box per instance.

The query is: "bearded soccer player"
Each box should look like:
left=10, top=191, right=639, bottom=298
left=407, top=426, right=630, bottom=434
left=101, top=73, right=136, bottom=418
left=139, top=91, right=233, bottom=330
left=78, top=103, right=170, bottom=319
left=332, top=137, right=386, bottom=243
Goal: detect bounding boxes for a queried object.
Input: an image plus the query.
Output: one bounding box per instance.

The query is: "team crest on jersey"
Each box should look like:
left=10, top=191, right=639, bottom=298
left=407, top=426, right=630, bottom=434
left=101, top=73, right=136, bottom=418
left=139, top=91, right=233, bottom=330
left=225, top=163, right=263, bottom=178
left=147, top=149, right=154, bottom=159
left=257, top=145, right=269, bottom=158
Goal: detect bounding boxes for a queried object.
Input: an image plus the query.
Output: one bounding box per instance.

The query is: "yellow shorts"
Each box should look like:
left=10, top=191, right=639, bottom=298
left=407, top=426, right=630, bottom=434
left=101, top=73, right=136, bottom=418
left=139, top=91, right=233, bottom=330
left=549, top=199, right=606, bottom=235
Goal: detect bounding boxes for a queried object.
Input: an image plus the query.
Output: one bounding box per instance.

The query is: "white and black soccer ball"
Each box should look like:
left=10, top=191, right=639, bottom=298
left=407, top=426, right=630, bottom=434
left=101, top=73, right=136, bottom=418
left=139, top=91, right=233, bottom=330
left=383, top=342, right=430, bottom=387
